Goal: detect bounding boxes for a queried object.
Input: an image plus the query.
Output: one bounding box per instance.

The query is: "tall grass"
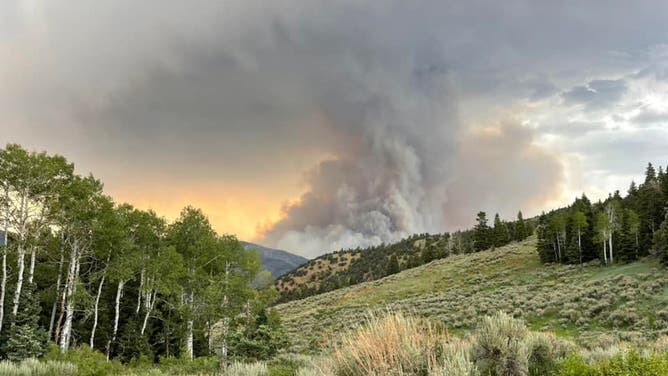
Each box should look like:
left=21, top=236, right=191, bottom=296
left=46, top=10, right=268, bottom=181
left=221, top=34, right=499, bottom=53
left=0, top=358, right=77, bottom=376
left=328, top=311, right=446, bottom=375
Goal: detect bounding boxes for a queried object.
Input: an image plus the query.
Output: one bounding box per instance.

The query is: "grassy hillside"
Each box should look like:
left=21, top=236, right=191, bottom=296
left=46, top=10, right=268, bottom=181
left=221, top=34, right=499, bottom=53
left=276, top=236, right=668, bottom=352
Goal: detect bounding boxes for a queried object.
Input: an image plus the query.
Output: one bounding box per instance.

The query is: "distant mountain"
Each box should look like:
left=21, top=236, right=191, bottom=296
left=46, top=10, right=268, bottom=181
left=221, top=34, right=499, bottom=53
left=241, top=241, right=308, bottom=278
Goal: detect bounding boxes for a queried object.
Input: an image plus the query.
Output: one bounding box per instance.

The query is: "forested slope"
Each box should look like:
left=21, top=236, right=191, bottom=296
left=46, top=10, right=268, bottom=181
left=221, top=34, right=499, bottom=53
left=276, top=212, right=533, bottom=302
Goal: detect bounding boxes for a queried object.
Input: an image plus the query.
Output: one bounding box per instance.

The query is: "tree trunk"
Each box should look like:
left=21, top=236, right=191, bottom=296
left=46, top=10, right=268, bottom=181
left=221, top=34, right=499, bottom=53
left=48, top=247, right=65, bottom=339
left=219, top=317, right=230, bottom=370
left=186, top=318, right=194, bottom=360
left=608, top=233, right=614, bottom=264
left=28, top=249, right=36, bottom=285
left=0, top=223, right=7, bottom=333
left=603, top=235, right=608, bottom=265
left=635, top=232, right=639, bottom=259
left=59, top=242, right=79, bottom=351
left=185, top=290, right=194, bottom=360
left=140, top=290, right=156, bottom=335
left=136, top=268, right=144, bottom=314
left=90, top=273, right=106, bottom=348
left=12, top=245, right=26, bottom=316
left=578, top=229, right=582, bottom=265
left=219, top=262, right=230, bottom=368
left=107, top=279, right=125, bottom=359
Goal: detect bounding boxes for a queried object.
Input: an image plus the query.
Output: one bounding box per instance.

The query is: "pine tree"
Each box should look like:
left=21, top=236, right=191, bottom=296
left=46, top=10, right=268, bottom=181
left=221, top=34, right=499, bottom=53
left=473, top=211, right=492, bottom=252
left=386, top=254, right=400, bottom=275
left=515, top=211, right=527, bottom=241
left=2, top=283, right=48, bottom=361
left=492, top=214, right=509, bottom=247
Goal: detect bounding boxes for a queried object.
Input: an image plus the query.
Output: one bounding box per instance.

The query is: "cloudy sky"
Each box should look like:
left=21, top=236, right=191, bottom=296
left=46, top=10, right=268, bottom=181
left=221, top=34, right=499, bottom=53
left=2, top=1, right=668, bottom=257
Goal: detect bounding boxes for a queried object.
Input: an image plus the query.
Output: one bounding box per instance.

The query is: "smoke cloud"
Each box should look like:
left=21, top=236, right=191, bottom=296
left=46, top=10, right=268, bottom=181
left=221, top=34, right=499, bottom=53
left=2, top=1, right=667, bottom=257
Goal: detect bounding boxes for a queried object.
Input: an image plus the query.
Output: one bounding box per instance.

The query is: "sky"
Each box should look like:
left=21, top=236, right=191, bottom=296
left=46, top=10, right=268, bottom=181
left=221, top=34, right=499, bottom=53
left=1, top=1, right=668, bottom=258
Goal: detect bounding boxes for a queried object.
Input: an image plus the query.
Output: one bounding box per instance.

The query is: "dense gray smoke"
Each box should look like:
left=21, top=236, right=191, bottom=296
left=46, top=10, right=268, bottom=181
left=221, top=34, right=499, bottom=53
left=3, top=0, right=666, bottom=256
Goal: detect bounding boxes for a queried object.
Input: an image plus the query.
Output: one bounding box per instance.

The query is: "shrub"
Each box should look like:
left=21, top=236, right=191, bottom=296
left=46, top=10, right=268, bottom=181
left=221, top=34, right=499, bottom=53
left=430, top=345, right=478, bottom=376
left=226, top=361, right=269, bottom=376
left=157, top=355, right=219, bottom=375
left=328, top=312, right=444, bottom=375
left=474, top=311, right=530, bottom=376
left=527, top=332, right=574, bottom=375
left=556, top=351, right=668, bottom=376
left=44, top=344, right=124, bottom=376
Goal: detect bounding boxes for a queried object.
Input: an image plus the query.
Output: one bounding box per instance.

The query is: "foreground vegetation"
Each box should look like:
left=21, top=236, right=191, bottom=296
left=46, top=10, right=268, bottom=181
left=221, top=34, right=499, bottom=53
left=276, top=237, right=668, bottom=353
left=5, top=311, right=667, bottom=375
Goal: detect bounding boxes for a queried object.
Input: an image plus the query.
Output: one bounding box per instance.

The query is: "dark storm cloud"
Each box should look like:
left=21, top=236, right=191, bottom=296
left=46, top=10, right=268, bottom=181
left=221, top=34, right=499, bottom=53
left=2, top=0, right=668, bottom=255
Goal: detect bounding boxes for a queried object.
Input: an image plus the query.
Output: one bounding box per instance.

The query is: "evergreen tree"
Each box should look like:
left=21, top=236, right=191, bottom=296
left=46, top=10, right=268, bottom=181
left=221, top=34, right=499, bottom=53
left=473, top=212, right=492, bottom=252
left=620, top=209, right=640, bottom=261
left=386, top=254, right=400, bottom=275
left=536, top=213, right=555, bottom=263
left=492, top=213, right=510, bottom=247
left=2, top=283, right=48, bottom=361
left=515, top=211, right=527, bottom=241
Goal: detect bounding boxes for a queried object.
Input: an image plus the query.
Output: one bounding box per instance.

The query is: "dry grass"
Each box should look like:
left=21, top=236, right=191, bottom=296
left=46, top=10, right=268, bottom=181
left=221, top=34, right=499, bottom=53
left=326, top=312, right=448, bottom=375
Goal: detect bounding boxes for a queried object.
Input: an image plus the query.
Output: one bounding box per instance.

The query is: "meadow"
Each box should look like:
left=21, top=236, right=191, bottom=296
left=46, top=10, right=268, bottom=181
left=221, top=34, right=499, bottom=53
left=276, top=237, right=668, bottom=353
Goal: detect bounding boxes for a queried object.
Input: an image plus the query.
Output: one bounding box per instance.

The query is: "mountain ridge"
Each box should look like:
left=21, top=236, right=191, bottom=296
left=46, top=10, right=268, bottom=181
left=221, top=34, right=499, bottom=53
left=241, top=241, right=308, bottom=278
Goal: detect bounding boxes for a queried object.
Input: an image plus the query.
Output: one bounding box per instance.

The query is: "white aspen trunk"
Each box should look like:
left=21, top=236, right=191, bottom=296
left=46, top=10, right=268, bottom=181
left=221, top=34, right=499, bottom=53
left=90, top=273, right=106, bottom=348
left=11, top=245, right=26, bottom=316
left=28, top=249, right=36, bottom=285
left=0, top=225, right=6, bottom=333
left=107, top=279, right=125, bottom=360
left=219, top=317, right=229, bottom=369
left=608, top=233, right=614, bottom=264
left=185, top=290, right=194, bottom=360
left=207, top=322, right=213, bottom=355
left=112, top=280, right=124, bottom=340
left=48, top=247, right=65, bottom=339
left=136, top=268, right=145, bottom=314
left=186, top=317, right=194, bottom=360
left=59, top=242, right=79, bottom=351
left=555, top=235, right=562, bottom=261
left=219, top=262, right=230, bottom=368
left=140, top=290, right=156, bottom=335
left=603, top=235, right=608, bottom=265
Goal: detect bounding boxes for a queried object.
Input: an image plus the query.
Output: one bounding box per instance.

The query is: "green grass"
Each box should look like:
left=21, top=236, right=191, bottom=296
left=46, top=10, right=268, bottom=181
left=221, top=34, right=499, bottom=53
left=275, top=237, right=668, bottom=352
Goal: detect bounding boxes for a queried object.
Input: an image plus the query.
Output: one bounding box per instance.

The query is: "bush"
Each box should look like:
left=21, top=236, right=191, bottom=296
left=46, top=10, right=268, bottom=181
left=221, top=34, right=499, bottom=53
left=328, top=312, right=445, bottom=375
left=44, top=344, right=125, bottom=376
left=556, top=351, right=668, bottom=376
left=527, top=332, right=574, bottom=375
left=474, top=311, right=530, bottom=376
left=157, top=355, right=219, bottom=375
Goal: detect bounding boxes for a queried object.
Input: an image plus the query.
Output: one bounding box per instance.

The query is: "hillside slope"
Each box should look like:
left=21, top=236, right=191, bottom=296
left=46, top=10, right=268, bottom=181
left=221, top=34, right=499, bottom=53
left=275, top=237, right=668, bottom=352
left=241, top=241, right=308, bottom=277
left=275, top=233, right=457, bottom=301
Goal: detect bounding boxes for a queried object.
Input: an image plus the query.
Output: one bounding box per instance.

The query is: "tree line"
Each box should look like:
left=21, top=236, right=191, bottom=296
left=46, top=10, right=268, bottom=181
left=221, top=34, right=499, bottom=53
left=0, top=144, right=286, bottom=364
left=537, top=163, right=668, bottom=265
